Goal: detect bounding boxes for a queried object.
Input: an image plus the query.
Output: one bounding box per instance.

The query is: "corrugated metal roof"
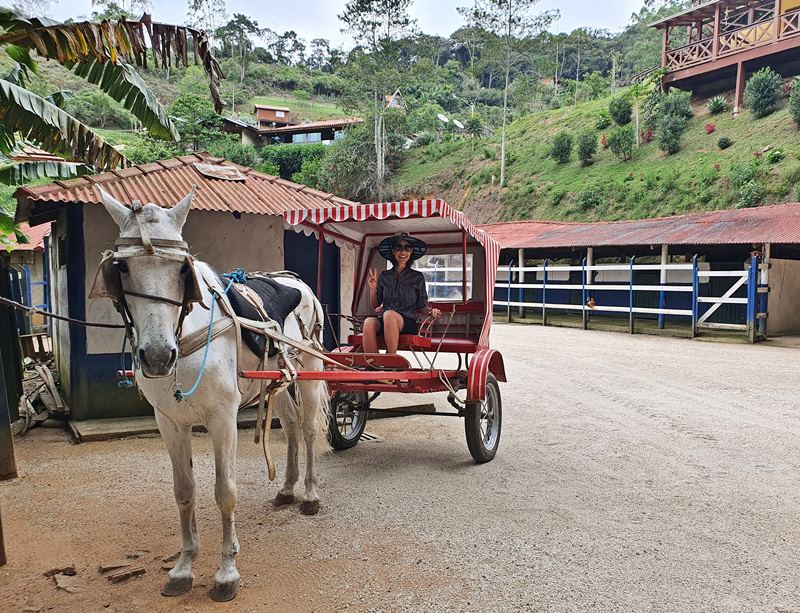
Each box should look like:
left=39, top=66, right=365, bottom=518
left=13, top=152, right=356, bottom=223
left=7, top=222, right=51, bottom=252
left=480, top=204, right=800, bottom=249
left=257, top=117, right=364, bottom=135
left=254, top=104, right=292, bottom=112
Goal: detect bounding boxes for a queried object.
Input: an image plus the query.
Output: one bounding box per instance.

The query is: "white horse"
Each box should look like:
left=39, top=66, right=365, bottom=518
left=92, top=189, right=328, bottom=602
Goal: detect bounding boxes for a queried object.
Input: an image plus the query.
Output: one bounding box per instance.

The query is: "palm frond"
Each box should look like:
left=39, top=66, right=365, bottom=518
left=0, top=159, right=92, bottom=183
left=0, top=79, right=123, bottom=171
left=67, top=59, right=179, bottom=140
left=0, top=9, right=223, bottom=114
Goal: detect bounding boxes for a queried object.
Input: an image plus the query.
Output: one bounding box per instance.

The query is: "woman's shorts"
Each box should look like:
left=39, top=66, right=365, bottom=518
left=376, top=312, right=419, bottom=335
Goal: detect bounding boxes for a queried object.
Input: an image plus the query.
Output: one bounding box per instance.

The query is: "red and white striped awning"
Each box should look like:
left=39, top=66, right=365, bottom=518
left=284, top=199, right=501, bottom=348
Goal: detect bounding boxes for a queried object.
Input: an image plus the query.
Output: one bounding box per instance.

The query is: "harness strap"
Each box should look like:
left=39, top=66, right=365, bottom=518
left=130, top=201, right=154, bottom=254
left=122, top=289, right=184, bottom=308
left=179, top=318, right=235, bottom=357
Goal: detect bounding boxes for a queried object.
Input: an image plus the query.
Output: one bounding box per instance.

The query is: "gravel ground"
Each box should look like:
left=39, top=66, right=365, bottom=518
left=1, top=323, right=799, bottom=612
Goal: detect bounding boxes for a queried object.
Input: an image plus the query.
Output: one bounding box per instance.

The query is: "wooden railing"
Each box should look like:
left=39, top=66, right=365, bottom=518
left=664, top=7, right=800, bottom=72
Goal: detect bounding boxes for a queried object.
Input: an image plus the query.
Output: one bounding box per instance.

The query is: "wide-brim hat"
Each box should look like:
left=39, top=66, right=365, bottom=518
left=378, top=233, right=427, bottom=263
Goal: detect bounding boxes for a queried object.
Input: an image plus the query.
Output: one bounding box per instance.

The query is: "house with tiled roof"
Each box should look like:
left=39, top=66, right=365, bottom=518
left=13, top=152, right=356, bottom=420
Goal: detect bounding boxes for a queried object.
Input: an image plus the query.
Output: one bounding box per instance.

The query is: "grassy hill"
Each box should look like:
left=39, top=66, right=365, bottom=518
left=392, top=94, right=800, bottom=223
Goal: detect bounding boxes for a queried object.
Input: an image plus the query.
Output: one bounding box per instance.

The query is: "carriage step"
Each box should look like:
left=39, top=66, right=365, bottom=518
left=359, top=431, right=382, bottom=443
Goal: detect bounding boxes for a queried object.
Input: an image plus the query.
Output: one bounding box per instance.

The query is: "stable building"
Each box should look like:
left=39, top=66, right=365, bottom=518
left=482, top=204, right=800, bottom=341
left=13, top=153, right=355, bottom=420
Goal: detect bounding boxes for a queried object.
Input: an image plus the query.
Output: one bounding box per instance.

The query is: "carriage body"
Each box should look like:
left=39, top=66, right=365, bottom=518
left=241, top=199, right=507, bottom=462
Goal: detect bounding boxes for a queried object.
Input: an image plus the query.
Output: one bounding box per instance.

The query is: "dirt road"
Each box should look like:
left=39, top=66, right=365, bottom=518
left=1, top=324, right=799, bottom=612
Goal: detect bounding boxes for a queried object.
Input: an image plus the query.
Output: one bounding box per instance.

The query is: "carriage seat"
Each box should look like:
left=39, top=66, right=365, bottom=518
left=346, top=334, right=477, bottom=353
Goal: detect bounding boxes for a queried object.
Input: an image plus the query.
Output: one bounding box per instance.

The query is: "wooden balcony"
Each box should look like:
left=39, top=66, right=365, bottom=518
left=664, top=7, right=800, bottom=73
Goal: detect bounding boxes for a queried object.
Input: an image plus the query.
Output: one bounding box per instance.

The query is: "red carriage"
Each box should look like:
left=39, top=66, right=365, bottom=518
left=241, top=199, right=507, bottom=463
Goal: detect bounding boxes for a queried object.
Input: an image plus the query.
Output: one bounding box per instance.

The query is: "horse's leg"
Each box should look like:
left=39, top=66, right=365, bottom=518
left=298, top=369, right=327, bottom=516
left=156, top=414, right=198, bottom=597
left=274, top=389, right=301, bottom=507
left=207, top=411, right=241, bottom=602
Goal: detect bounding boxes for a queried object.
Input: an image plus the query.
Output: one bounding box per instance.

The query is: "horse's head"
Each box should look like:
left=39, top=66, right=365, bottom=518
left=91, top=188, right=203, bottom=378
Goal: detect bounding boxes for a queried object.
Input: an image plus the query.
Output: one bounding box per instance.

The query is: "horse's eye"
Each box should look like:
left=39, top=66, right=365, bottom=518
left=115, top=260, right=129, bottom=274
left=180, top=262, right=189, bottom=275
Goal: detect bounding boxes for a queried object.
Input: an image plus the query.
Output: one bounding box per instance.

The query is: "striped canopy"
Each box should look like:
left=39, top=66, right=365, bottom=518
left=283, top=199, right=501, bottom=348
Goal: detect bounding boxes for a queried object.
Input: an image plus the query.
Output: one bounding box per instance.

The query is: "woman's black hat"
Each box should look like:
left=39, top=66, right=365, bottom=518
left=378, top=233, right=427, bottom=264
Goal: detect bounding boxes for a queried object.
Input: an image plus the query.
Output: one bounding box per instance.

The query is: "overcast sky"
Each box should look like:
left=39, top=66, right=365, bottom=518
left=48, top=0, right=644, bottom=46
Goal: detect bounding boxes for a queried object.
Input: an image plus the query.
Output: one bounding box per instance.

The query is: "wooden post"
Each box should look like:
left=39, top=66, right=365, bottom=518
left=775, top=0, right=782, bottom=39
left=662, top=26, right=669, bottom=68
left=734, top=61, right=746, bottom=114
left=758, top=243, right=770, bottom=339
left=584, top=247, right=593, bottom=330
left=713, top=4, right=721, bottom=59
left=517, top=248, right=525, bottom=318
left=658, top=244, right=669, bottom=329
left=0, top=508, right=6, bottom=567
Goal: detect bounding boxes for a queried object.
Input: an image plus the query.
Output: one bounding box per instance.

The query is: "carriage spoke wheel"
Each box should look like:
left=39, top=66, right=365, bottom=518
left=464, top=374, right=502, bottom=463
left=327, top=391, right=369, bottom=450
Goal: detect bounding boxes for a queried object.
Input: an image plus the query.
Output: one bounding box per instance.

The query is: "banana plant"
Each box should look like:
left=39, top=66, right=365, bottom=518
left=0, top=8, right=223, bottom=175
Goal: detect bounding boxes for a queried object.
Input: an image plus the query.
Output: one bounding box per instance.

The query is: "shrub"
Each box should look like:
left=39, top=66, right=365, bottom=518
left=125, top=136, right=182, bottom=165
left=260, top=143, right=327, bottom=179
left=705, top=123, right=716, bottom=134
left=790, top=78, right=800, bottom=127
left=576, top=129, right=598, bottom=166
left=255, top=160, right=280, bottom=176
left=657, top=114, right=687, bottom=155
left=642, top=88, right=663, bottom=130
left=640, top=127, right=654, bottom=143
left=577, top=186, right=603, bottom=210
left=608, top=96, right=632, bottom=125
left=745, top=67, right=782, bottom=118
left=414, top=131, right=435, bottom=147
left=550, top=189, right=567, bottom=206
left=595, top=111, right=612, bottom=130
left=766, top=149, right=785, bottom=164
left=738, top=180, right=765, bottom=208
left=729, top=161, right=760, bottom=191
left=64, top=90, right=134, bottom=129
left=794, top=184, right=800, bottom=201
left=718, top=136, right=733, bottom=149
left=550, top=130, right=574, bottom=164
left=608, top=126, right=635, bottom=161
left=207, top=140, right=259, bottom=167
left=660, top=89, right=693, bottom=119
left=707, top=95, right=727, bottom=115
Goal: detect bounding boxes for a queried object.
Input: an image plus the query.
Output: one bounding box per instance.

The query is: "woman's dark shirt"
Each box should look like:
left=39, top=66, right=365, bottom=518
left=376, top=267, right=428, bottom=319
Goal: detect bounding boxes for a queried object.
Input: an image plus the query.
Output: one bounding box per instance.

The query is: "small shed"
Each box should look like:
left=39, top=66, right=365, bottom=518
left=13, top=152, right=356, bottom=420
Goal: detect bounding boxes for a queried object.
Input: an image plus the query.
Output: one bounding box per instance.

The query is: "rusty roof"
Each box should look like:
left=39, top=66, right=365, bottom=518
left=14, top=152, right=356, bottom=224
left=7, top=145, right=66, bottom=163
left=6, top=222, right=51, bottom=252
left=256, top=117, right=364, bottom=135
left=480, top=204, right=800, bottom=249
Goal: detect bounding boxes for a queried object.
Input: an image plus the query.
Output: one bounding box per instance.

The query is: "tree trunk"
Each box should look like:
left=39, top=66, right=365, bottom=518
left=635, top=96, right=641, bottom=148
left=500, top=29, right=511, bottom=188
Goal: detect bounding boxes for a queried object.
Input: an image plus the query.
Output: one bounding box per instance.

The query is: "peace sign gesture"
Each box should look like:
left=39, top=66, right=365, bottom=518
left=368, top=267, right=378, bottom=290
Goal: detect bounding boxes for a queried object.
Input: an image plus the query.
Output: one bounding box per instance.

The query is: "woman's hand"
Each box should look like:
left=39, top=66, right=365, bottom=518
left=368, top=268, right=378, bottom=290
left=430, top=307, right=442, bottom=319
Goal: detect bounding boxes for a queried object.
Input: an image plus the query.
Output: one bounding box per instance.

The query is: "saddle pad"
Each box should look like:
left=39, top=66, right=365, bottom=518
left=222, top=275, right=302, bottom=358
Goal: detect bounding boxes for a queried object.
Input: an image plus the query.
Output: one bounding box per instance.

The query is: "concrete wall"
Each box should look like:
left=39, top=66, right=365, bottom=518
left=766, top=258, right=800, bottom=335
left=84, top=206, right=285, bottom=355
left=52, top=209, right=70, bottom=393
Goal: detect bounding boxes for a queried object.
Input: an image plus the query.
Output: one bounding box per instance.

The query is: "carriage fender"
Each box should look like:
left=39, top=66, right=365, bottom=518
left=467, top=349, right=506, bottom=402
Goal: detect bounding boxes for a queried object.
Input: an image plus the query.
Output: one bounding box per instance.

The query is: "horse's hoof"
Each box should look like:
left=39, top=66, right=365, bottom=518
left=273, top=493, right=294, bottom=507
left=300, top=500, right=320, bottom=515
left=161, top=576, right=193, bottom=597
left=210, top=580, right=239, bottom=602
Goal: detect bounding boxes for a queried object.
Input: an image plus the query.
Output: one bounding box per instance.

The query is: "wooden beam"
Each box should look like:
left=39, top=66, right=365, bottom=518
left=734, top=60, right=746, bottom=114
left=0, top=347, right=17, bottom=483
left=0, top=509, right=5, bottom=567
left=662, top=26, right=669, bottom=68
left=713, top=4, right=721, bottom=59
left=775, top=0, right=782, bottom=39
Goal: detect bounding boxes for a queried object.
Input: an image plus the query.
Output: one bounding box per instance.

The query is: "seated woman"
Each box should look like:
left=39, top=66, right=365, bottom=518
left=363, top=233, right=441, bottom=355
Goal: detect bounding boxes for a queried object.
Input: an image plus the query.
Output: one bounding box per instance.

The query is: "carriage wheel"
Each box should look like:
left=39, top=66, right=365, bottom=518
left=464, top=374, right=502, bottom=463
left=327, top=391, right=369, bottom=450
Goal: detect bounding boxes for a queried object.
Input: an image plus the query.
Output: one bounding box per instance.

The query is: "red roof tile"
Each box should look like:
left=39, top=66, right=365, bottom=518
left=14, top=152, right=356, bottom=223
left=7, top=222, right=51, bottom=252
left=480, top=204, right=800, bottom=249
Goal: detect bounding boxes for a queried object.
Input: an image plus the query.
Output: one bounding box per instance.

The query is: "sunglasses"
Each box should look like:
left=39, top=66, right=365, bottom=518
left=393, top=243, right=413, bottom=253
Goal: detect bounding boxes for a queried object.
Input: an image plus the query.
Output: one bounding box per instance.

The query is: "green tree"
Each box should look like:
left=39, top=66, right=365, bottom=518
left=789, top=78, right=800, bottom=128
left=338, top=0, right=417, bottom=199
left=458, top=0, right=558, bottom=187
left=215, top=14, right=262, bottom=84
left=169, top=94, right=223, bottom=151
left=656, top=113, right=687, bottom=155
left=64, top=90, right=133, bottom=129
left=549, top=130, right=573, bottom=164
left=608, top=125, right=634, bottom=161
left=576, top=129, right=597, bottom=166
left=745, top=67, right=782, bottom=119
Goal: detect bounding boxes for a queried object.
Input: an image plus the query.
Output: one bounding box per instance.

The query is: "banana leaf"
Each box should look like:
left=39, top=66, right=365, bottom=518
left=0, top=160, right=92, bottom=183
left=0, top=79, right=123, bottom=171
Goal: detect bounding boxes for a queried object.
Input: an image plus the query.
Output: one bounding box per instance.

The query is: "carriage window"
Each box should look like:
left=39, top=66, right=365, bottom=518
left=414, top=254, right=473, bottom=301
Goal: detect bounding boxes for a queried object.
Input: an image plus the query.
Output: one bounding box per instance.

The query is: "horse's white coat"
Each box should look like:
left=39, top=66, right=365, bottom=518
left=97, top=190, right=328, bottom=598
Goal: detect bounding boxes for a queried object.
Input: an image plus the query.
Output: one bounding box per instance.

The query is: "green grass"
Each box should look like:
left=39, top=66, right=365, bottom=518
left=248, top=94, right=348, bottom=121
left=392, top=94, right=800, bottom=222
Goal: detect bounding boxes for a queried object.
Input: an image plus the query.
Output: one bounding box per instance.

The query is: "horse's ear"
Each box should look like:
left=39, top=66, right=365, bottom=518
left=97, top=188, right=131, bottom=229
left=169, top=186, right=195, bottom=231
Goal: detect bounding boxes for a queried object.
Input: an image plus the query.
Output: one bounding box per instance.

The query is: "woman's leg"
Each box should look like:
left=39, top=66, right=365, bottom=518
left=363, top=317, right=380, bottom=354
left=382, top=310, right=404, bottom=354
